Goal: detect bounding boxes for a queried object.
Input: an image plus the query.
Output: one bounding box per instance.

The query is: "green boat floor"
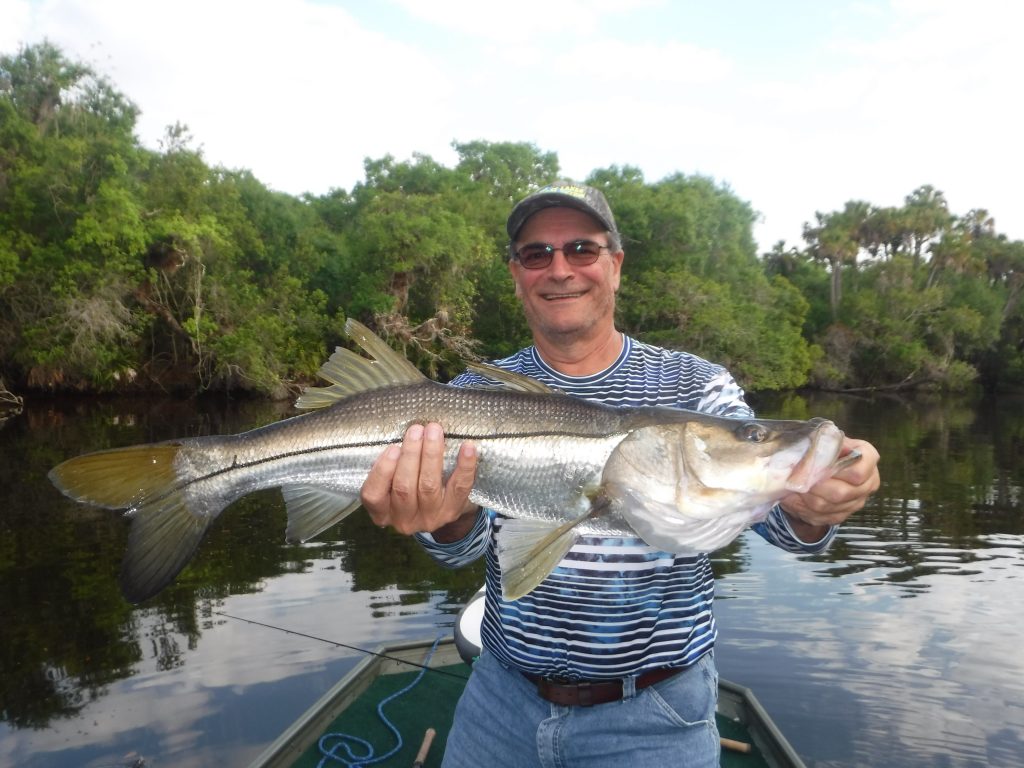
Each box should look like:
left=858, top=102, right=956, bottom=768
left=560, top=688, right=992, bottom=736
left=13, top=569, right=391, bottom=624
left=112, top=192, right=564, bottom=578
left=292, top=663, right=470, bottom=768
left=292, top=663, right=772, bottom=767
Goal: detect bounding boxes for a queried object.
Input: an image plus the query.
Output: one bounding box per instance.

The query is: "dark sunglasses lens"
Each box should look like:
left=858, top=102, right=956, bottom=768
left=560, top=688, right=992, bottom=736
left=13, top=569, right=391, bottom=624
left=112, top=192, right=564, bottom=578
left=565, top=241, right=603, bottom=264
left=518, top=245, right=553, bottom=269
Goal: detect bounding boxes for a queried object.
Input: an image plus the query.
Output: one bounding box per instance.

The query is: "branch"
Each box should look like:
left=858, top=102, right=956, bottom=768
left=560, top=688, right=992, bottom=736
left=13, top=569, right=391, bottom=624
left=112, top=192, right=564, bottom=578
left=830, top=370, right=931, bottom=394
left=374, top=310, right=481, bottom=362
left=0, top=377, right=24, bottom=419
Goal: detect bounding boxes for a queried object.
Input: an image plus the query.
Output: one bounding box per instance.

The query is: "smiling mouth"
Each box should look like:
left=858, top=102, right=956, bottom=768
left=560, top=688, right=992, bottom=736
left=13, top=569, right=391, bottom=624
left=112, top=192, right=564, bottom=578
left=542, top=291, right=585, bottom=301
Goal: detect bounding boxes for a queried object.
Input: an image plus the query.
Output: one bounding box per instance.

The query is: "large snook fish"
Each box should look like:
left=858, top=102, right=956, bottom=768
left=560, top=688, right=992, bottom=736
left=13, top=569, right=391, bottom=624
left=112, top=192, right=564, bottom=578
left=50, top=320, right=856, bottom=603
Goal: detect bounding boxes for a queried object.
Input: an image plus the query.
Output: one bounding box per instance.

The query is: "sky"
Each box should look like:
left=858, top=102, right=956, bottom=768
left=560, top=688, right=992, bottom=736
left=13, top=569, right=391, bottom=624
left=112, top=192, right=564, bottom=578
left=2, top=0, right=1022, bottom=252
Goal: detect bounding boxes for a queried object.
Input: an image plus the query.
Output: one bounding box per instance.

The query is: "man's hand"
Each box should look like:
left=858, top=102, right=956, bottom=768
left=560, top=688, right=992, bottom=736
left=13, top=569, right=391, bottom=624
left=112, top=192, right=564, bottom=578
left=779, top=437, right=881, bottom=542
left=361, top=422, right=480, bottom=539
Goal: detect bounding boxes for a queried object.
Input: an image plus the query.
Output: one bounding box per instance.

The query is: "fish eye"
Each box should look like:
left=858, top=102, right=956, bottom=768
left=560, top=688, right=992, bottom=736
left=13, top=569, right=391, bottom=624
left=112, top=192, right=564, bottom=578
left=739, top=423, right=769, bottom=443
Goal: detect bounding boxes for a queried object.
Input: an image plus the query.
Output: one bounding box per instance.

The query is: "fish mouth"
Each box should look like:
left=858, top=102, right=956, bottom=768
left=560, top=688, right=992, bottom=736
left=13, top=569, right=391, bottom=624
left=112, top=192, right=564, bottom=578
left=784, top=421, right=844, bottom=493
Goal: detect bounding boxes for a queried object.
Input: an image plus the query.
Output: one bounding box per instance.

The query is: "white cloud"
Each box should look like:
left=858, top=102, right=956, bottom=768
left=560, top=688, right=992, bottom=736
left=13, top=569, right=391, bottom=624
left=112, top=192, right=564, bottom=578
left=7, top=0, right=456, bottom=193
left=390, top=0, right=664, bottom=41
left=3, top=0, right=1023, bottom=248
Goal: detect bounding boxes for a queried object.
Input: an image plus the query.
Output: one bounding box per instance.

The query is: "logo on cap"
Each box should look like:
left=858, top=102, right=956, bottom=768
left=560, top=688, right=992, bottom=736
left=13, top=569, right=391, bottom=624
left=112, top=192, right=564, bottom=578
left=539, top=183, right=588, bottom=200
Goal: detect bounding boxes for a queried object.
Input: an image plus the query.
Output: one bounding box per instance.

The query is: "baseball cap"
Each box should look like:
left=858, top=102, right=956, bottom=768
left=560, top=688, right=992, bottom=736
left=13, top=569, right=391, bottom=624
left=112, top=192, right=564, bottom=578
left=506, top=181, right=618, bottom=240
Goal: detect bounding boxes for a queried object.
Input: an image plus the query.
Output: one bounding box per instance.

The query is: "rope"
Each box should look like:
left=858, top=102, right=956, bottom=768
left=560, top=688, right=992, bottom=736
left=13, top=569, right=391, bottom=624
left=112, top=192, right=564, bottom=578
left=316, top=634, right=446, bottom=767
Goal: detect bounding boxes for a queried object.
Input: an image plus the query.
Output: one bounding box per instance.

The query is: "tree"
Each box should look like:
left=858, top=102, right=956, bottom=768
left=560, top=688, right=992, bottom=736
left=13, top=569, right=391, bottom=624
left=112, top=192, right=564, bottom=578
left=0, top=43, right=147, bottom=390
left=802, top=201, right=872, bottom=321
left=334, top=186, right=493, bottom=376
left=902, top=185, right=952, bottom=269
left=452, top=141, right=560, bottom=359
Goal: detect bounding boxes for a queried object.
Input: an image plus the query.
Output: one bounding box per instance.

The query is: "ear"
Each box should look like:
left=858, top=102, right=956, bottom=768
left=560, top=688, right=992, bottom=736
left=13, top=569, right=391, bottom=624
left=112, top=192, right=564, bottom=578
left=610, top=250, right=624, bottom=292
left=509, top=260, right=523, bottom=298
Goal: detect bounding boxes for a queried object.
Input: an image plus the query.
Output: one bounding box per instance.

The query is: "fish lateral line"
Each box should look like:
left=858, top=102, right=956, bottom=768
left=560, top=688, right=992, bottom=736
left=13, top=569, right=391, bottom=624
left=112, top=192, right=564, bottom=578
left=185, top=427, right=625, bottom=486
left=56, top=426, right=624, bottom=515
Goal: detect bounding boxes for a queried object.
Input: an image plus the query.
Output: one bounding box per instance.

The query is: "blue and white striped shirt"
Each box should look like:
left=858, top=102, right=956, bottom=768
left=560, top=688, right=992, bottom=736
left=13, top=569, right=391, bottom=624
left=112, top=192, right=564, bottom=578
left=418, top=335, right=835, bottom=680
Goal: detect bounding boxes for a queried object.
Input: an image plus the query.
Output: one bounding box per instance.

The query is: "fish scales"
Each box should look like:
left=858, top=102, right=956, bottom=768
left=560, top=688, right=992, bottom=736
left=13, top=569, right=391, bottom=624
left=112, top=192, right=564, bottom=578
left=172, top=380, right=637, bottom=530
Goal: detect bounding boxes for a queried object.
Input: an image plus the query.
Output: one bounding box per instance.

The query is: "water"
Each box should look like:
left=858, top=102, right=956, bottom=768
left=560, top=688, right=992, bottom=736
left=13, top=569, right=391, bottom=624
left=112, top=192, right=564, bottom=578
left=0, top=392, right=1021, bottom=767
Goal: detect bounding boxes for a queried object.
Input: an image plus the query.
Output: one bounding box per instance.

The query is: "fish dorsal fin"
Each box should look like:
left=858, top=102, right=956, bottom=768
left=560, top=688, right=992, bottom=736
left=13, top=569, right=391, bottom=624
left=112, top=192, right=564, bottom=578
left=296, top=319, right=427, bottom=410
left=495, top=516, right=585, bottom=600
left=464, top=361, right=557, bottom=394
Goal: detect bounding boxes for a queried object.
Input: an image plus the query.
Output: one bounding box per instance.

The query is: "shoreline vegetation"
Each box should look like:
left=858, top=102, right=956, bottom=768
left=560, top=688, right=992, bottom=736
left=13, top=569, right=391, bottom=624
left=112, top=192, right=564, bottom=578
left=2, top=42, right=1022, bottom=401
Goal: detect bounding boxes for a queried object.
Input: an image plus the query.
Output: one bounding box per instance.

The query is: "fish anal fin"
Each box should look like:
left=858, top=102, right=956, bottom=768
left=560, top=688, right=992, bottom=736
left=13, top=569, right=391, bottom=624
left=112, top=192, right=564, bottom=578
left=282, top=485, right=361, bottom=543
left=464, top=362, right=558, bottom=394
left=295, top=320, right=427, bottom=410
left=496, top=517, right=583, bottom=600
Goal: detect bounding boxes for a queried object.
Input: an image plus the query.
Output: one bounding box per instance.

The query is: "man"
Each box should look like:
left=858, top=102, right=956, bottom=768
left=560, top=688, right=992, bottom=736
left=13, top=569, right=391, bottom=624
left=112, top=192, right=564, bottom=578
left=361, top=181, right=881, bottom=767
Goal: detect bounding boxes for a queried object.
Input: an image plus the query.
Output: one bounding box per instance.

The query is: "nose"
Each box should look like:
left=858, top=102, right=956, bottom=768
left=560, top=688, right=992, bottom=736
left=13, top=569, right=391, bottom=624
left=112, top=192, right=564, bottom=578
left=546, top=248, right=576, bottom=277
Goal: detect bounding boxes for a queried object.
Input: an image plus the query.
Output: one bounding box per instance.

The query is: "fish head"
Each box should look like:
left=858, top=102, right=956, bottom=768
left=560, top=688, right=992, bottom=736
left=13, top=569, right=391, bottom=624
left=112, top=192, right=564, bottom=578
left=600, top=414, right=846, bottom=554
left=679, top=415, right=845, bottom=499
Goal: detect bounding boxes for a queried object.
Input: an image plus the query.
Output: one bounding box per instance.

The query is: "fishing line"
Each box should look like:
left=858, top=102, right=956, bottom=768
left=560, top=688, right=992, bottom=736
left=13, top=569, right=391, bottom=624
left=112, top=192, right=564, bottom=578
left=212, top=610, right=471, bottom=681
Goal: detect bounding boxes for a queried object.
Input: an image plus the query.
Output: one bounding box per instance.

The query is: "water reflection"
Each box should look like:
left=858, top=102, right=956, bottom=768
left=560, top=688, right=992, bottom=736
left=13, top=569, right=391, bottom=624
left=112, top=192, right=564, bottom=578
left=0, top=392, right=1021, bottom=767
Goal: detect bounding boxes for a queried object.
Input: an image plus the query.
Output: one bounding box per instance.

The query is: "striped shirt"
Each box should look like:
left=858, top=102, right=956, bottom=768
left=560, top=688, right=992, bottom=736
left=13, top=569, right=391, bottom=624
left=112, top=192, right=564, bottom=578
left=417, top=335, right=836, bottom=680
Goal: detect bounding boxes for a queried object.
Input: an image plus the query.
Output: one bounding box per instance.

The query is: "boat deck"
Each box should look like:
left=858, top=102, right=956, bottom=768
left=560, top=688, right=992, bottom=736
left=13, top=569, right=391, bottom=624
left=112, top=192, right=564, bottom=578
left=252, top=639, right=803, bottom=768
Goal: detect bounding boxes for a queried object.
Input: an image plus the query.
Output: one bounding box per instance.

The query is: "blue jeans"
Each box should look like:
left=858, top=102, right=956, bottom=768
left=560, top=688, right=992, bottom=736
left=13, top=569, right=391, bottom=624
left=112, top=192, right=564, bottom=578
left=442, top=651, right=720, bottom=768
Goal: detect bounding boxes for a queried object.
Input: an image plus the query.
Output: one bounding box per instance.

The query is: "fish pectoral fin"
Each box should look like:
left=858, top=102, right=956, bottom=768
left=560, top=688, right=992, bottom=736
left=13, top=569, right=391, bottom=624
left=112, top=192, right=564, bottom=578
left=495, top=517, right=582, bottom=600
left=295, top=319, right=426, bottom=410
left=282, top=485, right=361, bottom=543
left=463, top=362, right=559, bottom=394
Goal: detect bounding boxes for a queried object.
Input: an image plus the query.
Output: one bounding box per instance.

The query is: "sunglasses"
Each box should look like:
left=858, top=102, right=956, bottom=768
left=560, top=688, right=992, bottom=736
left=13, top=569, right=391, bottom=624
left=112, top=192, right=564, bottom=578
left=512, top=239, right=611, bottom=270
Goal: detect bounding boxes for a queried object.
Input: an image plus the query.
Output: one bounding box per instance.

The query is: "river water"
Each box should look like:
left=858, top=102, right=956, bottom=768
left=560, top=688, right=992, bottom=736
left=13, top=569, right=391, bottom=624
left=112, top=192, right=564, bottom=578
left=0, top=392, right=1021, bottom=767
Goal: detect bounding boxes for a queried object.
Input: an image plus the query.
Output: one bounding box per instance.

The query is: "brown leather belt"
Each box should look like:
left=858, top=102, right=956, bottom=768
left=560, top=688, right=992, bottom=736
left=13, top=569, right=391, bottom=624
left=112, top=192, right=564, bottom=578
left=523, top=666, right=682, bottom=707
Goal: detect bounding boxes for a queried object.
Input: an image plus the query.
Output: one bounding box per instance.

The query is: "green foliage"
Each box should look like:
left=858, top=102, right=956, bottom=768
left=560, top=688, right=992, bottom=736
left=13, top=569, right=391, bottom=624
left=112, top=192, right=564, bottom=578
left=621, top=267, right=812, bottom=390
left=2, top=42, right=1022, bottom=396
left=599, top=169, right=760, bottom=286
left=795, top=191, right=1023, bottom=392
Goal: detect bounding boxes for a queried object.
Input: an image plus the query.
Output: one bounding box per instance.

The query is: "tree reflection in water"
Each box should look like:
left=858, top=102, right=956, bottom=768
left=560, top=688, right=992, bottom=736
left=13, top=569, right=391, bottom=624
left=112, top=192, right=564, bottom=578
left=0, top=392, right=1020, bottom=767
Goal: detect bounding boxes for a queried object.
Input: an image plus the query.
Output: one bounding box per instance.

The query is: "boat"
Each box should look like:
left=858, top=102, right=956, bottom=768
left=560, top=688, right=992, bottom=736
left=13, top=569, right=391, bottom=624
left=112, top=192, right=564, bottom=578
left=250, top=590, right=806, bottom=768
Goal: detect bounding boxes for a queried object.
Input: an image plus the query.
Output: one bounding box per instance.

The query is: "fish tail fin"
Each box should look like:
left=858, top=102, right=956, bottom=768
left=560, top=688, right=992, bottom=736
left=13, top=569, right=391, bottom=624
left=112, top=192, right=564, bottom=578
left=49, top=443, right=212, bottom=603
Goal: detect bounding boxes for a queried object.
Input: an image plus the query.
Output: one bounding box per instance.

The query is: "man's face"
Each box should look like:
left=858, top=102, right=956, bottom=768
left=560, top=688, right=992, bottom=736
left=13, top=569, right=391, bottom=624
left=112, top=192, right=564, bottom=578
left=509, top=207, right=624, bottom=345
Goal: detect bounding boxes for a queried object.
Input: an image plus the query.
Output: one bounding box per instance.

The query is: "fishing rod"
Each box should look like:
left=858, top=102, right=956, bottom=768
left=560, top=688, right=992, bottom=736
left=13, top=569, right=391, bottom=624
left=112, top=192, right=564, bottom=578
left=212, top=610, right=470, bottom=681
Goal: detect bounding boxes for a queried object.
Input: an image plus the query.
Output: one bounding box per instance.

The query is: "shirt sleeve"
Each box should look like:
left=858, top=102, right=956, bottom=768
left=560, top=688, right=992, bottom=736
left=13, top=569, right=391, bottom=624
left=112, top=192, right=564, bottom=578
left=414, top=506, right=492, bottom=567
left=752, top=504, right=838, bottom=553
left=695, top=369, right=755, bottom=418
